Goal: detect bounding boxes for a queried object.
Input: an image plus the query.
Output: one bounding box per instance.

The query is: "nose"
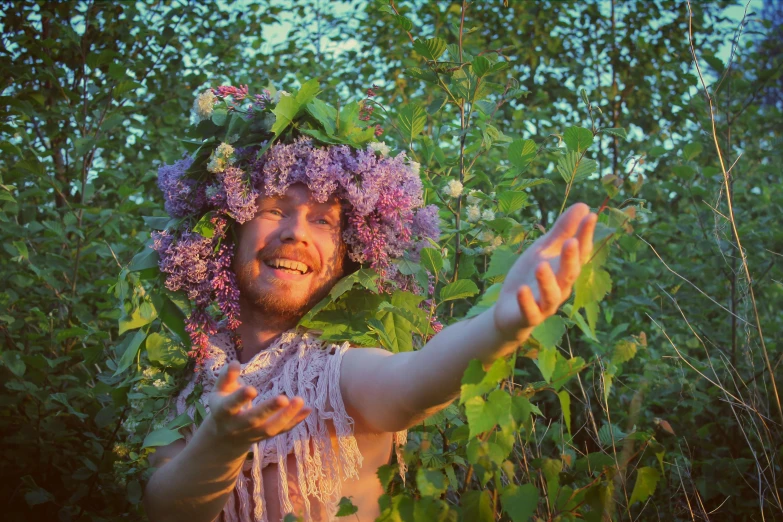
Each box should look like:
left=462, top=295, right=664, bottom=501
left=279, top=212, right=310, bottom=244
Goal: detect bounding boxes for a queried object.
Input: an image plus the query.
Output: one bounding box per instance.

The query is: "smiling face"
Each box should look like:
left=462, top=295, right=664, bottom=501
left=234, top=183, right=347, bottom=319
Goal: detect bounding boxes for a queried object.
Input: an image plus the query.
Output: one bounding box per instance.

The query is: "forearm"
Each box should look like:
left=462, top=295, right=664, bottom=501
left=143, top=416, right=248, bottom=522
left=397, top=305, right=530, bottom=418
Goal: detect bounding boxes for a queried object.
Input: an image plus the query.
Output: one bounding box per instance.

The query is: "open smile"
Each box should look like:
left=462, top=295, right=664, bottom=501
left=262, top=258, right=312, bottom=280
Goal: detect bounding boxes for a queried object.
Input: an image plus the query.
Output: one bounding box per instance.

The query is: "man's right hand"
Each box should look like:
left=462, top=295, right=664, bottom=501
left=207, top=360, right=311, bottom=452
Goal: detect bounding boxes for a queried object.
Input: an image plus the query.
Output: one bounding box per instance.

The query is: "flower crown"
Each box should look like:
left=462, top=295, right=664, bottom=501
left=149, top=81, right=439, bottom=365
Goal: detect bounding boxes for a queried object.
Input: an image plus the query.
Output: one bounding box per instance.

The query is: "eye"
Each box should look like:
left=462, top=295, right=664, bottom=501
left=266, top=209, right=283, bottom=217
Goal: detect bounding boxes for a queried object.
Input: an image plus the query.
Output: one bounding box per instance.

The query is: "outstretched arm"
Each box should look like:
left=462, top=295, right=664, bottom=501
left=341, top=203, right=597, bottom=433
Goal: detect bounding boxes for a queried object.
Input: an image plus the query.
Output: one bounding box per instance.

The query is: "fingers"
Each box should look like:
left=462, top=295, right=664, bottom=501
left=535, top=262, right=562, bottom=314
left=517, top=285, right=543, bottom=327
left=576, top=212, right=597, bottom=264
left=556, top=238, right=581, bottom=292
left=246, top=395, right=289, bottom=425
left=549, top=203, right=591, bottom=241
left=216, top=360, right=241, bottom=393
left=222, top=386, right=257, bottom=416
left=251, top=396, right=312, bottom=438
left=261, top=397, right=310, bottom=436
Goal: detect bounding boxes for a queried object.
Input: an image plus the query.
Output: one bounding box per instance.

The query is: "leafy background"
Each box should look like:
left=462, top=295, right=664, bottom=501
left=1, top=0, right=782, bottom=520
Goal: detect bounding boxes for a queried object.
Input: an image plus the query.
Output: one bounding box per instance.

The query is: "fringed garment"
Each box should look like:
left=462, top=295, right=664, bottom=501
left=172, top=329, right=407, bottom=522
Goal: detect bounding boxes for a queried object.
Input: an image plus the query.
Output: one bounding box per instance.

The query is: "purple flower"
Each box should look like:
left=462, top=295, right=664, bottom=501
left=157, top=156, right=206, bottom=218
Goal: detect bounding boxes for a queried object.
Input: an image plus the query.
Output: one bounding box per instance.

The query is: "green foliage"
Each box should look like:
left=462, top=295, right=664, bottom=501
left=2, top=0, right=780, bottom=521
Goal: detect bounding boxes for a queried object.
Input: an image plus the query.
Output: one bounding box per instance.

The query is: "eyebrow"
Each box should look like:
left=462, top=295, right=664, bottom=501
left=260, top=195, right=341, bottom=212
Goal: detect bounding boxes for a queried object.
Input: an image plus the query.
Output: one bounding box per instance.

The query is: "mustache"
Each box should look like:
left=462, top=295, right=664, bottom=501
left=257, top=245, right=321, bottom=273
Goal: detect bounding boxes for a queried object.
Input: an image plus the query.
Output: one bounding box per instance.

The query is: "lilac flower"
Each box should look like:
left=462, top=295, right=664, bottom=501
left=217, top=167, right=258, bottom=224
left=157, top=156, right=206, bottom=218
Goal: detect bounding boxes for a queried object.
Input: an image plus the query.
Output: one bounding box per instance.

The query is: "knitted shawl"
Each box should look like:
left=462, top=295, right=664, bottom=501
left=172, top=329, right=406, bottom=522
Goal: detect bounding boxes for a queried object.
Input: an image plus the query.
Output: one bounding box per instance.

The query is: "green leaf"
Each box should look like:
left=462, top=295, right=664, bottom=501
left=574, top=452, right=616, bottom=472
left=379, top=307, right=414, bottom=353
left=501, top=483, right=539, bottom=522
left=682, top=142, right=703, bottom=161
left=532, top=315, right=565, bottom=349
left=465, top=389, right=512, bottom=438
left=2, top=351, right=26, bottom=377
left=50, top=393, right=89, bottom=419
left=295, top=79, right=320, bottom=107
left=465, top=282, right=502, bottom=318
left=397, top=104, right=427, bottom=142
left=146, top=332, right=188, bottom=369
left=471, top=56, right=490, bottom=77
left=114, top=328, right=146, bottom=375
left=113, top=80, right=142, bottom=97
left=394, top=15, right=413, bottom=31
left=417, top=468, right=448, bottom=497
left=335, top=496, right=359, bottom=517
left=460, top=357, right=511, bottom=404
left=224, top=112, right=250, bottom=143
left=573, top=261, right=612, bottom=311
left=413, top=37, right=447, bottom=61
left=271, top=94, right=299, bottom=136
left=597, top=423, right=627, bottom=447
left=192, top=211, right=217, bottom=239
left=118, top=303, right=157, bottom=335
left=419, top=247, right=443, bottom=275
left=551, top=354, right=585, bottom=391
left=537, top=345, right=557, bottom=383
left=629, top=467, right=661, bottom=505
left=142, top=428, right=184, bottom=448
left=600, top=127, right=628, bottom=140
left=612, top=339, right=638, bottom=365
left=498, top=191, right=528, bottom=214
left=211, top=107, right=228, bottom=126
left=461, top=490, right=494, bottom=522
left=24, top=488, right=55, bottom=507
left=484, top=246, right=518, bottom=282
left=557, top=152, right=596, bottom=183
left=306, top=99, right=337, bottom=136
left=160, top=296, right=190, bottom=347
left=128, top=246, right=159, bottom=272
left=558, top=390, right=572, bottom=436
left=439, top=279, right=479, bottom=302
left=563, top=126, right=594, bottom=154
left=508, top=139, right=537, bottom=170
left=672, top=165, right=695, bottom=179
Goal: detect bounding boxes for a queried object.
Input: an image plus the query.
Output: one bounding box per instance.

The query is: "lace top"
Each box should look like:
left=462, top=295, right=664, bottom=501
left=171, top=329, right=406, bottom=522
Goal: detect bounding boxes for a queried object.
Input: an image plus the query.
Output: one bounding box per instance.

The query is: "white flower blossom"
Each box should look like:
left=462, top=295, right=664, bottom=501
left=466, top=205, right=481, bottom=223
left=443, top=179, right=463, bottom=198
left=369, top=141, right=391, bottom=156
left=113, top=443, right=129, bottom=458
left=152, top=379, right=166, bottom=389
left=215, top=142, right=235, bottom=159
left=142, top=367, right=156, bottom=379
left=193, top=90, right=216, bottom=121
left=482, top=209, right=496, bottom=222
left=466, top=190, right=482, bottom=205
left=485, top=235, right=503, bottom=253
left=207, top=155, right=226, bottom=173
left=408, top=160, right=421, bottom=176
left=479, top=230, right=495, bottom=243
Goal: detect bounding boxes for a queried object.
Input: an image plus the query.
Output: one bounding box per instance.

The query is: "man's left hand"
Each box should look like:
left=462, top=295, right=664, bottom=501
left=493, top=203, right=597, bottom=341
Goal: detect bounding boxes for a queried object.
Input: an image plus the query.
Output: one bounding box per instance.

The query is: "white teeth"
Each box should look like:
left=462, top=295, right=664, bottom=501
left=266, top=258, right=308, bottom=274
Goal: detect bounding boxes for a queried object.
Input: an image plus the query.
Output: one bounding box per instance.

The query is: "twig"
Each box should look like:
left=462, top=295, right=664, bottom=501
left=686, top=0, right=783, bottom=424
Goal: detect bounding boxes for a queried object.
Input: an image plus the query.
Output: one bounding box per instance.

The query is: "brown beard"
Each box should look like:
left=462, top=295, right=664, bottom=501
left=234, top=243, right=347, bottom=321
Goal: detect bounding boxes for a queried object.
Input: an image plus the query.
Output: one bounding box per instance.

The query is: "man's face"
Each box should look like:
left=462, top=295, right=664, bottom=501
left=234, top=183, right=346, bottom=319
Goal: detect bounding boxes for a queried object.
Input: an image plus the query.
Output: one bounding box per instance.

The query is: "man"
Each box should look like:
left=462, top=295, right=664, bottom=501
left=143, top=183, right=596, bottom=522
